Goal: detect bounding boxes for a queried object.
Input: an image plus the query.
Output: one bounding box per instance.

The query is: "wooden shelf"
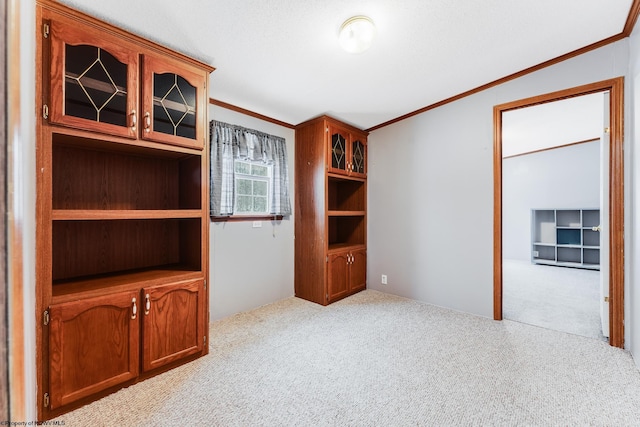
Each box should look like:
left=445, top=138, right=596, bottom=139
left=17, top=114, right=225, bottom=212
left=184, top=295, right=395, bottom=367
left=53, top=209, right=203, bottom=220
left=52, top=266, right=203, bottom=304
left=327, top=210, right=365, bottom=217
left=328, top=243, right=366, bottom=253
left=327, top=172, right=366, bottom=182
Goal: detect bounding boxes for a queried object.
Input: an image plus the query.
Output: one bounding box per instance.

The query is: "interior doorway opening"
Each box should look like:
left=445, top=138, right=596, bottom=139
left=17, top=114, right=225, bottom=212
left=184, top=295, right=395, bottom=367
left=493, top=77, right=625, bottom=348
left=501, top=93, right=607, bottom=341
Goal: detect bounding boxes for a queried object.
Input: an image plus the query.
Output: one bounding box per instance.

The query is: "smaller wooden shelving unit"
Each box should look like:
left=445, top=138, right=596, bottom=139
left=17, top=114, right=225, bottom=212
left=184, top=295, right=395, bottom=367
left=295, top=116, right=367, bottom=305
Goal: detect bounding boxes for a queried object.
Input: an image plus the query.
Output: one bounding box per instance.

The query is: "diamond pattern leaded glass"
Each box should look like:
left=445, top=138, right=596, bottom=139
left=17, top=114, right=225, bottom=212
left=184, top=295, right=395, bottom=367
left=153, top=73, right=197, bottom=139
left=332, top=133, right=346, bottom=170
left=64, top=45, right=128, bottom=126
left=352, top=140, right=365, bottom=174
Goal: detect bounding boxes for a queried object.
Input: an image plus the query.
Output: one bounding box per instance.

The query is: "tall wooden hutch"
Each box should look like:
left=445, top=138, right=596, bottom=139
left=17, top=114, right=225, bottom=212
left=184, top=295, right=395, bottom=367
left=35, top=0, right=214, bottom=419
left=295, top=116, right=367, bottom=305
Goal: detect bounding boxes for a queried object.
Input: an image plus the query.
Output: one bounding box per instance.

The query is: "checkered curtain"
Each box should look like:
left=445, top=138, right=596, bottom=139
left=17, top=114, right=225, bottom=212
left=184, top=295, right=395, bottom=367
left=210, top=120, right=291, bottom=216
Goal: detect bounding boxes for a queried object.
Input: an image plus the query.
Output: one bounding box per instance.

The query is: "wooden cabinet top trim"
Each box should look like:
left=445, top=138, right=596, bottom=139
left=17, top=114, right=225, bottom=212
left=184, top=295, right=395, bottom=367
left=37, top=0, right=215, bottom=73
left=295, top=115, right=369, bottom=136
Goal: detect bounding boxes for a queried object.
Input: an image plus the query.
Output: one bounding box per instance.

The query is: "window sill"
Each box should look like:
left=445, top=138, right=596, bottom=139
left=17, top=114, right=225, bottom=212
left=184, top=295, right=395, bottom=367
left=211, top=214, right=284, bottom=223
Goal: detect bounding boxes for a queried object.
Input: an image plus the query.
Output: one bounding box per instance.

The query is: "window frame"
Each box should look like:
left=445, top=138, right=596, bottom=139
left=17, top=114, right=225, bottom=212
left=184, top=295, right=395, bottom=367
left=233, top=160, right=271, bottom=216
left=211, top=159, right=284, bottom=222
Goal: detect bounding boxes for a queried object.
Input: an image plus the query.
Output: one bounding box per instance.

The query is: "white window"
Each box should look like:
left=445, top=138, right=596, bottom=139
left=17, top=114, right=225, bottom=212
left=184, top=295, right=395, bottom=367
left=210, top=120, right=291, bottom=218
left=233, top=160, right=272, bottom=215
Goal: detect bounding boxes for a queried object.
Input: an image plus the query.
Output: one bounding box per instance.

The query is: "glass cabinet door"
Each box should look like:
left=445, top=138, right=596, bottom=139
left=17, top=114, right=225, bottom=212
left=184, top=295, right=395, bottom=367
left=328, top=125, right=349, bottom=175
left=49, top=19, right=138, bottom=138
left=351, top=138, right=366, bottom=176
left=141, top=55, right=207, bottom=150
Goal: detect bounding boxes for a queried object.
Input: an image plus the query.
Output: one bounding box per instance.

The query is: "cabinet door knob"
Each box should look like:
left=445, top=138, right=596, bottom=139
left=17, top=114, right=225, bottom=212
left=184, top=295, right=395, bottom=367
left=130, top=110, right=137, bottom=130
left=144, top=112, right=151, bottom=133
left=144, top=293, right=151, bottom=315
left=131, top=297, right=137, bottom=319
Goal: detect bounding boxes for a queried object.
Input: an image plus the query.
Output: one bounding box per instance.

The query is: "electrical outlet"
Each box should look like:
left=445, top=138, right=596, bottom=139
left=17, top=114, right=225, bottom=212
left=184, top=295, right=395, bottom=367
left=252, top=221, right=262, bottom=228
left=381, top=274, right=387, bottom=285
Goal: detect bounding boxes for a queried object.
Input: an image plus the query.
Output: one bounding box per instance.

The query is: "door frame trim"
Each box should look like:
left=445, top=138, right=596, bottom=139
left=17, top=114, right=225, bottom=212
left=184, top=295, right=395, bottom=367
left=493, top=77, right=625, bottom=348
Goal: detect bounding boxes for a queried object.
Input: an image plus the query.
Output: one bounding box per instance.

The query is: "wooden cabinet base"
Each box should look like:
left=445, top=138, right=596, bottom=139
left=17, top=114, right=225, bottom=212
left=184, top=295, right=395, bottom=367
left=43, top=350, right=205, bottom=420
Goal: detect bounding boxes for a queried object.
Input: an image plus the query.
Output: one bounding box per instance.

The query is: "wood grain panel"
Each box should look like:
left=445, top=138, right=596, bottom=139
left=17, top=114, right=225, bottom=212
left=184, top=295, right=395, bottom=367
left=294, top=118, right=327, bottom=304
left=0, top=0, right=8, bottom=417
left=349, top=249, right=367, bottom=292
left=328, top=216, right=365, bottom=247
left=53, top=144, right=180, bottom=210
left=328, top=252, right=349, bottom=302
left=52, top=220, right=180, bottom=280
left=142, top=279, right=204, bottom=371
left=328, top=178, right=366, bottom=211
left=179, top=155, right=203, bottom=209
left=48, top=291, right=139, bottom=409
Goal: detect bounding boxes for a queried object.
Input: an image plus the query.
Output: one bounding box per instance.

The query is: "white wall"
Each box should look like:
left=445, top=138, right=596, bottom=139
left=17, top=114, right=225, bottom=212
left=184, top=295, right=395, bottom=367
left=502, top=141, right=600, bottom=261
left=367, top=39, right=632, bottom=341
left=208, top=106, right=295, bottom=320
left=629, top=21, right=640, bottom=369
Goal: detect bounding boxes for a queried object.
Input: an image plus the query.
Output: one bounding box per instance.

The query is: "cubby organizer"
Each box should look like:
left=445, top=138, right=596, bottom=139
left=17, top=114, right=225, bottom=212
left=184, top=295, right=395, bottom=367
left=531, top=208, right=600, bottom=270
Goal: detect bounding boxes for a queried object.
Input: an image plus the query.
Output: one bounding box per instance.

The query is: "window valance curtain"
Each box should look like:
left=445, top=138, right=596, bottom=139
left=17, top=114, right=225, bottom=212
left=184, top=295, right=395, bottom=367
left=210, top=120, right=292, bottom=216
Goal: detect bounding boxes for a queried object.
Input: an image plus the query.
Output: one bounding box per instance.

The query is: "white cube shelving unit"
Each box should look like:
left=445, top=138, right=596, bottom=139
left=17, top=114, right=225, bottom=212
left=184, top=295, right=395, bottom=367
left=531, top=208, right=600, bottom=270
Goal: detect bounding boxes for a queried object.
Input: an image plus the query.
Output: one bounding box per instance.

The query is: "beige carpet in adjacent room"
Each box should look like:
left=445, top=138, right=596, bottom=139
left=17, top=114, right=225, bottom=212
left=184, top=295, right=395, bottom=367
left=55, top=290, right=640, bottom=426
left=503, top=258, right=605, bottom=341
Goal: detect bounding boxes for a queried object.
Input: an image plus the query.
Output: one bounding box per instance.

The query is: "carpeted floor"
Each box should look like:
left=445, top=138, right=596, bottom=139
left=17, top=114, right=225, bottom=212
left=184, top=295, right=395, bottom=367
left=54, top=290, right=640, bottom=426
left=503, top=258, right=605, bottom=341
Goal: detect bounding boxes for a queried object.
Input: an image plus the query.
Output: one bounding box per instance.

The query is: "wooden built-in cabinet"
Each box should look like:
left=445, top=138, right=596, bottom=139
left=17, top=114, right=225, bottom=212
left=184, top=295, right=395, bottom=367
left=295, top=116, right=367, bottom=305
left=36, top=0, right=214, bottom=419
left=328, top=248, right=366, bottom=302
left=327, top=123, right=367, bottom=178
left=48, top=9, right=207, bottom=149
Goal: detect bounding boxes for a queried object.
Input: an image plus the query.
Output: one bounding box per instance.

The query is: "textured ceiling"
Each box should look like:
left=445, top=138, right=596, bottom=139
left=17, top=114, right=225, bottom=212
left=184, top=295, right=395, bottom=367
left=58, top=0, right=634, bottom=130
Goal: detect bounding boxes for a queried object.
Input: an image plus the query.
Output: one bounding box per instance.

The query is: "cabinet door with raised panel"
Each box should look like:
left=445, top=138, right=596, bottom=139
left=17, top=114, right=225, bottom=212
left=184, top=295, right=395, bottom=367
left=328, top=251, right=350, bottom=302
left=48, top=15, right=139, bottom=138
left=141, top=54, right=207, bottom=150
left=48, top=291, right=139, bottom=410
left=349, top=249, right=366, bottom=291
left=327, top=124, right=350, bottom=176
left=142, top=279, right=205, bottom=372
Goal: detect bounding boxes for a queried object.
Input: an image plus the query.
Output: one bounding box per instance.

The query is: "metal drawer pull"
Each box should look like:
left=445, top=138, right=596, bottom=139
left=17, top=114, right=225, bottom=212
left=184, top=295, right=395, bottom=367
left=130, top=110, right=137, bottom=130
left=145, top=293, right=150, bottom=315
left=144, top=112, right=151, bottom=132
left=131, top=297, right=137, bottom=319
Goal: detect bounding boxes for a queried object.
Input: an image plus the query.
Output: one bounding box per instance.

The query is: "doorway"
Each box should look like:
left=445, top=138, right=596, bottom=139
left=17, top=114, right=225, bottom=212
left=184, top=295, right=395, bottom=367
left=493, top=77, right=624, bottom=348
left=501, top=93, right=606, bottom=340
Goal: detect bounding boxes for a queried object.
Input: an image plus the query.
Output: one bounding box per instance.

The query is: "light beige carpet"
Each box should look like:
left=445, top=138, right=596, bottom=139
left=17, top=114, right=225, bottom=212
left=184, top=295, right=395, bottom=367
left=503, top=259, right=605, bottom=341
left=55, top=290, right=640, bottom=426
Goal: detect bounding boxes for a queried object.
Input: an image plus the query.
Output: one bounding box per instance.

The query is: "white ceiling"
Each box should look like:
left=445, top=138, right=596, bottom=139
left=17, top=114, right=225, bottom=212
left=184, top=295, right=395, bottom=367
left=58, top=0, right=633, bottom=130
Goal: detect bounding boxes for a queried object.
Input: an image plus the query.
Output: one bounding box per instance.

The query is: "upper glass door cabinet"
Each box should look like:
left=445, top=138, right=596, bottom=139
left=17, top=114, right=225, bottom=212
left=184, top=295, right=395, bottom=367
left=49, top=18, right=139, bottom=138
left=328, top=124, right=349, bottom=175
left=327, top=124, right=366, bottom=177
left=351, top=135, right=366, bottom=177
left=141, top=55, right=207, bottom=150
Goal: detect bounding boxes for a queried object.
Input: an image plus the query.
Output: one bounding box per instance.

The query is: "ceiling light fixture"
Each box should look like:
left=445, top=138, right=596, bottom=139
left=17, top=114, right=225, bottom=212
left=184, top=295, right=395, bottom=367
left=339, top=16, right=376, bottom=54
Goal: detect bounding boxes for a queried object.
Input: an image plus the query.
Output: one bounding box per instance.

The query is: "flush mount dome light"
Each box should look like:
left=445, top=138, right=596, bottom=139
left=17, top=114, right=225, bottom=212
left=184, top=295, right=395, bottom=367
left=339, top=16, right=376, bottom=54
